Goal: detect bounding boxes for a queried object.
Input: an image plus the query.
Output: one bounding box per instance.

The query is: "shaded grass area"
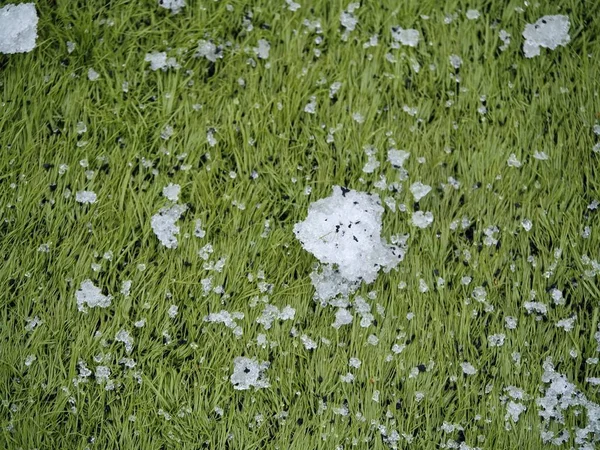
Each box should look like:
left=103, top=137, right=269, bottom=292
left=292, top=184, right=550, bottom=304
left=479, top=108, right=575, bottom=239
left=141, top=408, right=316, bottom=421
left=1, top=0, right=600, bottom=448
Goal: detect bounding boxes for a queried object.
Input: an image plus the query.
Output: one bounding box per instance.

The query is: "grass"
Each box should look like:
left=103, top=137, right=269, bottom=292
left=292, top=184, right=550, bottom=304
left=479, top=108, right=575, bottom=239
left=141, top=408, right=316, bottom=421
left=1, top=0, right=600, bottom=448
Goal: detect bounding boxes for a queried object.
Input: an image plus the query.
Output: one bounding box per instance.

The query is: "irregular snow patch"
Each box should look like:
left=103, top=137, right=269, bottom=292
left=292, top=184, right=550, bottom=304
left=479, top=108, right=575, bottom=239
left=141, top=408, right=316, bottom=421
left=466, top=9, right=480, bottom=20
left=230, top=357, right=270, bottom=390
left=195, top=40, right=222, bottom=62
left=254, top=39, right=270, bottom=59
left=115, top=329, right=134, bottom=354
left=461, top=362, right=477, bottom=375
left=387, top=149, right=410, bottom=168
left=391, top=26, right=420, bottom=47
left=332, top=308, right=353, bottom=329
left=256, top=304, right=295, bottom=330
left=151, top=204, right=187, bottom=249
left=145, top=52, right=179, bottom=71
left=158, top=0, right=185, bottom=14
left=410, top=182, right=432, bottom=202
left=162, top=183, right=181, bottom=202
left=75, top=190, right=97, bottom=204
left=76, top=280, right=112, bottom=312
left=0, top=3, right=38, bottom=54
left=537, top=358, right=600, bottom=447
left=294, top=186, right=404, bottom=287
left=523, top=15, right=570, bottom=58
left=412, top=211, right=434, bottom=229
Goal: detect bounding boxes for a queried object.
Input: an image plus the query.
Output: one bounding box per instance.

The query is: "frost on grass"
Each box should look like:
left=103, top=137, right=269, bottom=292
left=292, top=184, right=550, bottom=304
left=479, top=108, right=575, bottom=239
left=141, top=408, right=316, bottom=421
left=0, top=3, right=38, bottom=54
left=75, top=190, right=97, bottom=204
left=151, top=204, right=187, bottom=249
left=523, top=15, right=570, bottom=58
left=294, top=186, right=404, bottom=301
left=76, top=280, right=112, bottom=312
left=230, top=357, right=270, bottom=390
left=145, top=52, right=179, bottom=71
left=391, top=26, right=420, bottom=47
left=158, top=0, right=185, bottom=14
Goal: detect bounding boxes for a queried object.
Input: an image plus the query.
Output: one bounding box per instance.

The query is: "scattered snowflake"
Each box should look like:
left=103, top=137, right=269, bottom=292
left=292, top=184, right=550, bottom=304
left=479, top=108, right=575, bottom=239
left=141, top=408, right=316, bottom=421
left=195, top=40, right=222, bottom=62
left=254, top=39, right=270, bottom=59
left=332, top=308, right=353, bottom=329
left=294, top=187, right=404, bottom=288
left=88, top=68, right=100, bottom=81
left=115, top=329, right=134, bottom=354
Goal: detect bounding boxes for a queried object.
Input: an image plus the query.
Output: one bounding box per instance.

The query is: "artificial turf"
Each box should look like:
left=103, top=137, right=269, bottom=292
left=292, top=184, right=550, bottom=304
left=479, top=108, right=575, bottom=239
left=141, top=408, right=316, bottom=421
left=1, top=0, right=600, bottom=449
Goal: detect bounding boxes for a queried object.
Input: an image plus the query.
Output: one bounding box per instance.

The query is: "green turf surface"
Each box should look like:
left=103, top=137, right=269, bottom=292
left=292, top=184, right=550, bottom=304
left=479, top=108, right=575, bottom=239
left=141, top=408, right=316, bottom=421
left=1, top=0, right=600, bottom=449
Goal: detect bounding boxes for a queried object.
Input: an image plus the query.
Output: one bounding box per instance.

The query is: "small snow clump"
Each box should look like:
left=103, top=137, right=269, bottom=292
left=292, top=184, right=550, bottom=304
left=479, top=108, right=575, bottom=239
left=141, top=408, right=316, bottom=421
left=522, top=15, right=570, bottom=58
left=0, top=3, right=38, bottom=54
left=76, top=280, right=112, bottom=312
left=151, top=204, right=187, bottom=249
left=230, top=357, right=270, bottom=390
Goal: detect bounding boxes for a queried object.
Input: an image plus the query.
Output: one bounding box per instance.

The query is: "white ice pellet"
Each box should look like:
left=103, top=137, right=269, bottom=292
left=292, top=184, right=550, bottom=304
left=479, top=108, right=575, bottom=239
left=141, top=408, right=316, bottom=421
left=115, top=329, right=134, bottom=354
left=196, top=40, right=222, bottom=62
left=522, top=15, right=570, bottom=58
left=387, top=149, right=410, bottom=168
left=0, top=3, right=38, bottom=54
